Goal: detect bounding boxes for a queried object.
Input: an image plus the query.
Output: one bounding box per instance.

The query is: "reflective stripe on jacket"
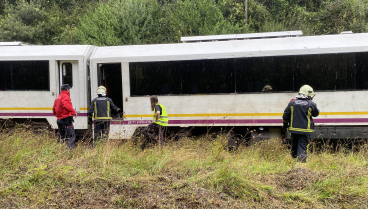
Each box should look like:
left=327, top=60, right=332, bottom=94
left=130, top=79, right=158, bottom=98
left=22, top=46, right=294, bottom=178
left=153, top=103, right=168, bottom=126
left=88, top=96, right=119, bottom=120
left=282, top=98, right=319, bottom=135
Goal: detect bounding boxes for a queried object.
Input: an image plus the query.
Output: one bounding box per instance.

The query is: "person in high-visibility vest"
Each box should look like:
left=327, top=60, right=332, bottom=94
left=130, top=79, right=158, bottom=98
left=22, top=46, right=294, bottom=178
left=141, top=96, right=168, bottom=149
left=88, top=86, right=120, bottom=142
left=282, top=85, right=319, bottom=163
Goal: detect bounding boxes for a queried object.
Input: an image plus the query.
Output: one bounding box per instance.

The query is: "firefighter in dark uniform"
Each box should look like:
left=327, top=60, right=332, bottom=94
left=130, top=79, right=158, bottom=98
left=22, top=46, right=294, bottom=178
left=282, top=85, right=319, bottom=163
left=141, top=96, right=169, bottom=149
left=88, top=86, right=120, bottom=142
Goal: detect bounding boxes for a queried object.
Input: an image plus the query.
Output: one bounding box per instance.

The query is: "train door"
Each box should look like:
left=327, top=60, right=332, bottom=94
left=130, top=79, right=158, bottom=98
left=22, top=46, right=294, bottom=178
left=59, top=61, right=80, bottom=114
left=97, top=63, right=123, bottom=116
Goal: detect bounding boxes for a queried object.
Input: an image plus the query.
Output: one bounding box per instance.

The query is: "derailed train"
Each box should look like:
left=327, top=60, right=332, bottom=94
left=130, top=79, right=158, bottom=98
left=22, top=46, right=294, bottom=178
left=1, top=31, right=368, bottom=140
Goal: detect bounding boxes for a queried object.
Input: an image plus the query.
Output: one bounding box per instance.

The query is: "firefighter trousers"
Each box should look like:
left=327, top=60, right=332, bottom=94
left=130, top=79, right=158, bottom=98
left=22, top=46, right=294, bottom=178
left=94, top=120, right=111, bottom=142
left=291, top=133, right=310, bottom=163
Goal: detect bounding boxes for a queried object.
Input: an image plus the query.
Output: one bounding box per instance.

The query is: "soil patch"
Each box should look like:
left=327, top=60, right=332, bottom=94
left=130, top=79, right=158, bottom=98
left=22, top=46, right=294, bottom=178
left=275, top=168, right=326, bottom=191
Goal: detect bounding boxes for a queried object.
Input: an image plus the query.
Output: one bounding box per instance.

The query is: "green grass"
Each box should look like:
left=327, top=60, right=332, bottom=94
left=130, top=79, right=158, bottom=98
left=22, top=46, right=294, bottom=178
left=0, top=128, right=368, bottom=208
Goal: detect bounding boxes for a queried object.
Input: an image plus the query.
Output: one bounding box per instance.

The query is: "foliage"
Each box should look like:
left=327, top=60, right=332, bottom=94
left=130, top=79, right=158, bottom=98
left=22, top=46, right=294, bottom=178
left=0, top=0, right=368, bottom=44
left=0, top=0, right=91, bottom=44
left=74, top=0, right=171, bottom=45
left=167, top=0, right=242, bottom=40
left=0, top=0, right=48, bottom=43
left=316, top=0, right=368, bottom=34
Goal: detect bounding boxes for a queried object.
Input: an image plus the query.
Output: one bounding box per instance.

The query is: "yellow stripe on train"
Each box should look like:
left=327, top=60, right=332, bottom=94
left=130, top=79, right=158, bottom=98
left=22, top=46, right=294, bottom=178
left=124, top=112, right=368, bottom=118
left=1, top=108, right=368, bottom=117
left=0, top=107, right=89, bottom=111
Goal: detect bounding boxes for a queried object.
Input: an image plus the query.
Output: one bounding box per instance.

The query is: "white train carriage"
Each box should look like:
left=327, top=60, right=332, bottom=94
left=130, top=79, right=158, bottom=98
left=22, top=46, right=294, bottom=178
left=0, top=45, right=95, bottom=130
left=89, top=32, right=368, bottom=140
left=1, top=31, right=368, bottom=140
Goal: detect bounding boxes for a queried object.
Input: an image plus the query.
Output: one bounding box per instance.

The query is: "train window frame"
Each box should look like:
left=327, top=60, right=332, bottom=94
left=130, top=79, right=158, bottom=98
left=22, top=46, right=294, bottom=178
left=0, top=60, right=50, bottom=91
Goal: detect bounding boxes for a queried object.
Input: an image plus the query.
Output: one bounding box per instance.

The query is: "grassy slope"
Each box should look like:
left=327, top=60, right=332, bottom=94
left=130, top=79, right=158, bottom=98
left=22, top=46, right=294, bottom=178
left=0, top=129, right=367, bottom=208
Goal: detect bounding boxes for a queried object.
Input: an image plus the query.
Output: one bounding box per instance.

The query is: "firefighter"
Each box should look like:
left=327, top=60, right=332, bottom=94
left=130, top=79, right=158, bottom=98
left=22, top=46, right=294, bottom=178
left=53, top=84, right=77, bottom=149
left=282, top=85, right=319, bottom=163
left=262, top=85, right=273, bottom=92
left=141, top=96, right=168, bottom=149
left=88, top=86, right=120, bottom=142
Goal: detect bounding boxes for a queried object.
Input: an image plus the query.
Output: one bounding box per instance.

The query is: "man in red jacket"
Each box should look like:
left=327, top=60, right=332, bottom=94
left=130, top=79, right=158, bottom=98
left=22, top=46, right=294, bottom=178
left=53, top=84, right=77, bottom=149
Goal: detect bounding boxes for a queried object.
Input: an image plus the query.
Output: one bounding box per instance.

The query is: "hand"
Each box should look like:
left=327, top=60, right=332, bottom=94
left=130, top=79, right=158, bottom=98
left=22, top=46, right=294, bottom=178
left=75, top=113, right=78, bottom=118
left=282, top=122, right=289, bottom=130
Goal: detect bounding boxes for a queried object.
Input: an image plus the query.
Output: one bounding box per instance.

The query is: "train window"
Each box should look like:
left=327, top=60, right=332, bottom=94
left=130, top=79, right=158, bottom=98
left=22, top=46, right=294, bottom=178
left=129, top=52, right=368, bottom=96
left=0, top=61, right=49, bottom=91
left=130, top=59, right=235, bottom=96
left=293, top=54, right=356, bottom=91
left=355, top=52, right=368, bottom=89
left=236, top=56, right=294, bottom=92
left=62, top=63, right=73, bottom=87
left=0, top=62, right=5, bottom=90
left=237, top=53, right=366, bottom=92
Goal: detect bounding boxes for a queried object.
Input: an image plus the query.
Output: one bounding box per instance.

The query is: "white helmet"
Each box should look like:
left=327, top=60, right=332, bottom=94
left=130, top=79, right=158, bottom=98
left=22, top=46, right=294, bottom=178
left=96, top=86, right=107, bottom=96
left=299, top=85, right=315, bottom=99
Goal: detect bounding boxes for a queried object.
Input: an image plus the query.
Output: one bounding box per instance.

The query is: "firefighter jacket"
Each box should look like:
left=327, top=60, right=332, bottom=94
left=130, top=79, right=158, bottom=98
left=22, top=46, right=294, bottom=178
left=88, top=96, right=119, bottom=121
left=283, top=98, right=319, bottom=135
left=152, top=103, right=169, bottom=126
left=53, top=90, right=76, bottom=120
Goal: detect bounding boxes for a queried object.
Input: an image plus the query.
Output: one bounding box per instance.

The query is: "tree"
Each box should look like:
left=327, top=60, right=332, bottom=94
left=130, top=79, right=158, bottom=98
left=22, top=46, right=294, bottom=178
left=74, top=0, right=171, bottom=45
left=316, top=0, right=368, bottom=34
left=168, top=0, right=242, bottom=40
left=0, top=0, right=76, bottom=44
left=0, top=0, right=49, bottom=43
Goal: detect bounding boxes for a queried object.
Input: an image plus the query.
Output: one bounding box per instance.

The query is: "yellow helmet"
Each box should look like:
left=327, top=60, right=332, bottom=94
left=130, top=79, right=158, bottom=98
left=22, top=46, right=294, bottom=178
left=97, top=86, right=107, bottom=95
left=299, top=85, right=315, bottom=97
left=262, top=85, right=273, bottom=92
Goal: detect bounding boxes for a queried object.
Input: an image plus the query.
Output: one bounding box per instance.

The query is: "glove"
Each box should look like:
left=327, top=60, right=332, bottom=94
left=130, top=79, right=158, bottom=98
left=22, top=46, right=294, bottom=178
left=282, top=122, right=289, bottom=138
left=88, top=115, right=93, bottom=124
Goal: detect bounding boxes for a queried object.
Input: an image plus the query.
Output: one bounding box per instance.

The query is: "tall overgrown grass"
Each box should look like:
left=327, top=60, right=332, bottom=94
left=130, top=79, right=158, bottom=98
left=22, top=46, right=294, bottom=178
left=0, top=127, right=367, bottom=208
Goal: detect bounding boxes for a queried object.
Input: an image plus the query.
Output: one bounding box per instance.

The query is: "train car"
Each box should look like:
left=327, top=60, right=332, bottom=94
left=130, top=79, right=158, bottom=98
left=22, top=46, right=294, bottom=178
left=0, top=44, right=95, bottom=132
left=89, top=31, right=368, bottom=140
left=2, top=31, right=368, bottom=141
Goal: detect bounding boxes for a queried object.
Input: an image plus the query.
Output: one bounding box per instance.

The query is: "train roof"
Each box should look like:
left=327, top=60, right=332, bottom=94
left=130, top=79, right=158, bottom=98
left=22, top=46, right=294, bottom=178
left=90, top=33, right=368, bottom=62
left=0, top=42, right=24, bottom=46
left=0, top=45, right=93, bottom=60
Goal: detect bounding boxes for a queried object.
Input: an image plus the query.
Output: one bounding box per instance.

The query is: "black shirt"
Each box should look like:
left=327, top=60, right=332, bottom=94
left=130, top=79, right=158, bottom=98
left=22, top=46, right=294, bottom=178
left=154, top=105, right=162, bottom=115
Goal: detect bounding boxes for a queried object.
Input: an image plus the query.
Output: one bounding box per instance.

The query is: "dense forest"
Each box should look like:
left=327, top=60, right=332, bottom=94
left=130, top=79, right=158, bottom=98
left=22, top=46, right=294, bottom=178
left=0, top=0, right=367, bottom=45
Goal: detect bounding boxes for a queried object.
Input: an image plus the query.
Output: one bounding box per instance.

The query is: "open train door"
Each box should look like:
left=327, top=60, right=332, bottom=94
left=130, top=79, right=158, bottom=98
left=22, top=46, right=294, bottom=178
left=97, top=63, right=123, bottom=112
left=96, top=63, right=132, bottom=139
left=59, top=61, right=80, bottom=116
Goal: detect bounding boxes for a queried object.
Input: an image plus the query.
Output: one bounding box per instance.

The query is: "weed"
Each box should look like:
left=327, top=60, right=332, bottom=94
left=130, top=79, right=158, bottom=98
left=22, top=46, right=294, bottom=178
left=0, top=127, right=367, bottom=208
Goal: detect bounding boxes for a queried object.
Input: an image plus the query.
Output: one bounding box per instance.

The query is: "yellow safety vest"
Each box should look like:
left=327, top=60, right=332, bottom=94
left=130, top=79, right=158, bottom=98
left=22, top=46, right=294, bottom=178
left=153, top=103, right=168, bottom=126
